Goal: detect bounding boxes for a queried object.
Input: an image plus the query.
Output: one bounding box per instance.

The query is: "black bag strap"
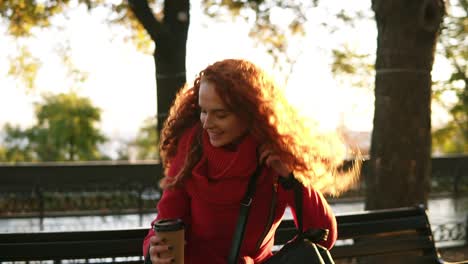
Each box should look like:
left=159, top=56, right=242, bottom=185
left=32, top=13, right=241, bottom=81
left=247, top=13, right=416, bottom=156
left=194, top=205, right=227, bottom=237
left=293, top=176, right=329, bottom=241
left=281, top=175, right=330, bottom=243
left=292, top=177, right=304, bottom=233
left=228, top=164, right=263, bottom=264
left=292, top=177, right=329, bottom=244
left=254, top=175, right=302, bottom=250
left=229, top=172, right=329, bottom=264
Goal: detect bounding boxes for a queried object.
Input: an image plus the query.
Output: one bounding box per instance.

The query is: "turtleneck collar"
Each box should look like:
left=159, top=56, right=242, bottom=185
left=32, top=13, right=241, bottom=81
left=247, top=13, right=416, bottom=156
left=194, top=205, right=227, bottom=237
left=187, top=130, right=262, bottom=205
left=199, top=130, right=258, bottom=180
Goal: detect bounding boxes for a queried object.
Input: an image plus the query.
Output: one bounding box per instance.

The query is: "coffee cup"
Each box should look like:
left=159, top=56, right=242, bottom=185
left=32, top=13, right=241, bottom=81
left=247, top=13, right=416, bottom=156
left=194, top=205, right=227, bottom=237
left=153, top=218, right=185, bottom=264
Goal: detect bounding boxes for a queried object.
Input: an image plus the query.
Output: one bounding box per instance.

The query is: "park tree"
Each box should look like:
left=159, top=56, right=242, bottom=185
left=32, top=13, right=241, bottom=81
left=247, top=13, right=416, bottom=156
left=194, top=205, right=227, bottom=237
left=127, top=0, right=189, bottom=131
left=365, top=0, right=445, bottom=210
left=1, top=92, right=107, bottom=162
left=0, top=0, right=189, bottom=132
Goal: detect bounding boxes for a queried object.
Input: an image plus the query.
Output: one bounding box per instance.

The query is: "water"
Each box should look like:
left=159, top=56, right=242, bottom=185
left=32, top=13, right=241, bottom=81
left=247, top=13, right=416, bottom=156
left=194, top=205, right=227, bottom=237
left=328, top=196, right=468, bottom=226
left=1, top=196, right=467, bottom=233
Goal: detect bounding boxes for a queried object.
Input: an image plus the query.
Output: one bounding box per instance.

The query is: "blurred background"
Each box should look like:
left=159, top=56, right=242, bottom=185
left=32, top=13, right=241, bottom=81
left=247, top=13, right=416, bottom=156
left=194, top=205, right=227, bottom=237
left=0, top=0, right=466, bottom=260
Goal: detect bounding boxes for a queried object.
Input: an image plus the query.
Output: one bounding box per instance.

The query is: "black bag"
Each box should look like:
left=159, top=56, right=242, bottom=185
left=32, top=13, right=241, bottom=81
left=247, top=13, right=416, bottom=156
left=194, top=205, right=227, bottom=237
left=263, top=228, right=334, bottom=264
left=228, top=170, right=335, bottom=264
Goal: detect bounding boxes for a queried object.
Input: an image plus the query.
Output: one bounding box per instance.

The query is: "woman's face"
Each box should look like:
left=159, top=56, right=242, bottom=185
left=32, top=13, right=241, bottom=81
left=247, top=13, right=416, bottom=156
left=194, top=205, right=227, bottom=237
left=198, top=80, right=248, bottom=147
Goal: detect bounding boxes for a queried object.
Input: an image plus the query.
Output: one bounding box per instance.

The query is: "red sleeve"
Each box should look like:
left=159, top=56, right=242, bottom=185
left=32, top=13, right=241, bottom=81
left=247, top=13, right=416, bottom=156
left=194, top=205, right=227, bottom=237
left=142, top=126, right=197, bottom=256
left=287, top=186, right=337, bottom=249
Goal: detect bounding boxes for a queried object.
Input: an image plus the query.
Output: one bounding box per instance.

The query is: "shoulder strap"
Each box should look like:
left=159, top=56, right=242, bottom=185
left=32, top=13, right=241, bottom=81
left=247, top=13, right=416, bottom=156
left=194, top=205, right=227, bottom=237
left=293, top=179, right=329, bottom=243
left=293, top=176, right=304, bottom=232
left=228, top=173, right=305, bottom=263
left=255, top=174, right=301, bottom=250
left=228, top=164, right=263, bottom=264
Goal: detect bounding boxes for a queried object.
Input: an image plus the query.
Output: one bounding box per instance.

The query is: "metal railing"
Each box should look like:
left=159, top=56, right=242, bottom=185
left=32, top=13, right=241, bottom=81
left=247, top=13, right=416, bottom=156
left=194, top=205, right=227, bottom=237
left=0, top=161, right=162, bottom=227
left=1, top=156, right=467, bottom=215
left=0, top=156, right=467, bottom=247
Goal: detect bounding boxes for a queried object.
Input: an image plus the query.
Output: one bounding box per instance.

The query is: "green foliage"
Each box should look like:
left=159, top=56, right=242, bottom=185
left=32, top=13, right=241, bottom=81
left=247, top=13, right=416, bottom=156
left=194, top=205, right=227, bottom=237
left=1, top=0, right=153, bottom=91
left=8, top=45, right=41, bottom=91
left=108, top=0, right=155, bottom=54
left=432, top=122, right=467, bottom=153
left=201, top=0, right=313, bottom=75
left=0, top=124, right=35, bottom=162
left=0, top=0, right=119, bottom=37
left=0, top=92, right=108, bottom=162
left=56, top=41, right=90, bottom=86
left=331, top=46, right=374, bottom=90
left=33, top=92, right=107, bottom=161
left=202, top=0, right=376, bottom=87
left=133, top=116, right=159, bottom=160
left=432, top=0, right=467, bottom=154
left=0, top=146, right=4, bottom=160
left=326, top=6, right=375, bottom=90
left=0, top=0, right=69, bottom=37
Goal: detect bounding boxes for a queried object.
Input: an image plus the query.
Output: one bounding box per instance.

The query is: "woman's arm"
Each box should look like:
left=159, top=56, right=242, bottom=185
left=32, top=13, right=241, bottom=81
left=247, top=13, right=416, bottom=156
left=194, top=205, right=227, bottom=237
left=287, top=186, right=337, bottom=249
left=142, top=126, right=196, bottom=256
left=142, top=187, right=191, bottom=256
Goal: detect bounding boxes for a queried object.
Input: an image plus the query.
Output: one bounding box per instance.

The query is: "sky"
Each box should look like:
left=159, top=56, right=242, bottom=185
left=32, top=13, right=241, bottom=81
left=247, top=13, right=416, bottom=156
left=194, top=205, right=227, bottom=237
left=0, top=0, right=454, bottom=158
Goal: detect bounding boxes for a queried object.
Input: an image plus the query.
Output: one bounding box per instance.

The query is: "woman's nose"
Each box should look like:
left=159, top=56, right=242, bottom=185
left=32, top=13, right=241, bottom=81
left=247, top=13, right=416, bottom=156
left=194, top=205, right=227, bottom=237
left=202, top=114, right=212, bottom=129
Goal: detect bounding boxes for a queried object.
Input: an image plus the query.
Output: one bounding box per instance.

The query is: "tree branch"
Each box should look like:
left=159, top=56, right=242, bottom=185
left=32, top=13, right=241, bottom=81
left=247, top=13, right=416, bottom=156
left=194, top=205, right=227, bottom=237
left=127, top=0, right=165, bottom=42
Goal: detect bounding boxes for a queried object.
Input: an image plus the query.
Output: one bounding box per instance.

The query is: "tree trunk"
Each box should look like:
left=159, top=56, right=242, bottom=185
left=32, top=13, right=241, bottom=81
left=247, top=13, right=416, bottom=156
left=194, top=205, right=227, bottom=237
left=128, top=0, right=189, bottom=131
left=366, top=0, right=445, bottom=210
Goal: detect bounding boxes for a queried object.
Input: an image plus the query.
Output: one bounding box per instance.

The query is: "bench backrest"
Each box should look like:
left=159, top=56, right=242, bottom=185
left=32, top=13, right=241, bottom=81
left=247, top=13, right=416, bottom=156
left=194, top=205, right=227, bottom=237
left=0, top=228, right=147, bottom=262
left=275, top=205, right=442, bottom=263
left=0, top=206, right=441, bottom=263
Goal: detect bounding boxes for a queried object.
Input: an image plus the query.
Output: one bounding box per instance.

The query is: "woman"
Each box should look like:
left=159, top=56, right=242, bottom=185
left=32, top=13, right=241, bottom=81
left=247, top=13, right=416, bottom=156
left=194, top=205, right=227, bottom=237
left=143, top=59, right=360, bottom=263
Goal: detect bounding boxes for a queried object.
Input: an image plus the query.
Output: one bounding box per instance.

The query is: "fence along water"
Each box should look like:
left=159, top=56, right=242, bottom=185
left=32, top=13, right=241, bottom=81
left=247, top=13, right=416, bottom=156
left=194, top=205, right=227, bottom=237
left=0, top=157, right=467, bottom=246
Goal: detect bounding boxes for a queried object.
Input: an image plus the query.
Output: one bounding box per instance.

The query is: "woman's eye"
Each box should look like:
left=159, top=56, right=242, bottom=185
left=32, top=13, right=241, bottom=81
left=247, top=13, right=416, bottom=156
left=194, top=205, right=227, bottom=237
left=216, top=113, right=228, bottom=119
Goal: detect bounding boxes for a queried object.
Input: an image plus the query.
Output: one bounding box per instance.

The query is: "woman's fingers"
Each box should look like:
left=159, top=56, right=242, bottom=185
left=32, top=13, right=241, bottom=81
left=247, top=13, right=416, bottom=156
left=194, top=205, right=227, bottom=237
left=259, top=145, right=272, bottom=164
left=149, top=244, right=174, bottom=264
left=259, top=145, right=290, bottom=177
left=150, top=234, right=166, bottom=245
left=150, top=255, right=174, bottom=264
left=150, top=244, right=172, bottom=254
left=149, top=235, right=174, bottom=264
left=266, top=155, right=286, bottom=173
left=258, top=146, right=266, bottom=163
left=150, top=254, right=174, bottom=264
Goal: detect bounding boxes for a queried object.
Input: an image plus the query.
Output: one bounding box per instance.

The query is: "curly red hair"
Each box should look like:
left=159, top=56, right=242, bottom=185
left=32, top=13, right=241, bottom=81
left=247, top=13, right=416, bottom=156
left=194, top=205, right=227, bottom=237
left=160, top=59, right=360, bottom=195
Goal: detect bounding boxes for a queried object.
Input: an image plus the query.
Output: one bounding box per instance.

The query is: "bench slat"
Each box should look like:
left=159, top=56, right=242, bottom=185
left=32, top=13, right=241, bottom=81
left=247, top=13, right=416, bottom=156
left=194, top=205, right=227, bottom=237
left=331, top=236, right=436, bottom=258
left=1, top=239, right=143, bottom=260
left=336, top=206, right=425, bottom=223
left=337, top=215, right=430, bottom=238
left=0, top=228, right=148, bottom=243
left=343, top=254, right=442, bottom=264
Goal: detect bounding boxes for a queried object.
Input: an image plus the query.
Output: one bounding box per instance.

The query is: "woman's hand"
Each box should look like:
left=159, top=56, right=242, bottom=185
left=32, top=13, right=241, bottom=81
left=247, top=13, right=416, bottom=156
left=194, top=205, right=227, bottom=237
left=148, top=235, right=174, bottom=264
left=259, top=145, right=291, bottom=178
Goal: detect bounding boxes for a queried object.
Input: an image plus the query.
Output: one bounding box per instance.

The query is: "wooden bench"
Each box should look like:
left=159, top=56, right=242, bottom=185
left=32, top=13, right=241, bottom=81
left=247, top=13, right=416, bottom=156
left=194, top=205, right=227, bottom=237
left=277, top=205, right=447, bottom=263
left=0, top=205, right=455, bottom=263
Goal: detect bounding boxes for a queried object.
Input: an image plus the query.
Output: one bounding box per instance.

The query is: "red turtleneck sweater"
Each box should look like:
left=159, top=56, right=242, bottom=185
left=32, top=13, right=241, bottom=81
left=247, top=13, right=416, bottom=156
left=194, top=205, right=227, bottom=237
left=143, top=125, right=337, bottom=263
